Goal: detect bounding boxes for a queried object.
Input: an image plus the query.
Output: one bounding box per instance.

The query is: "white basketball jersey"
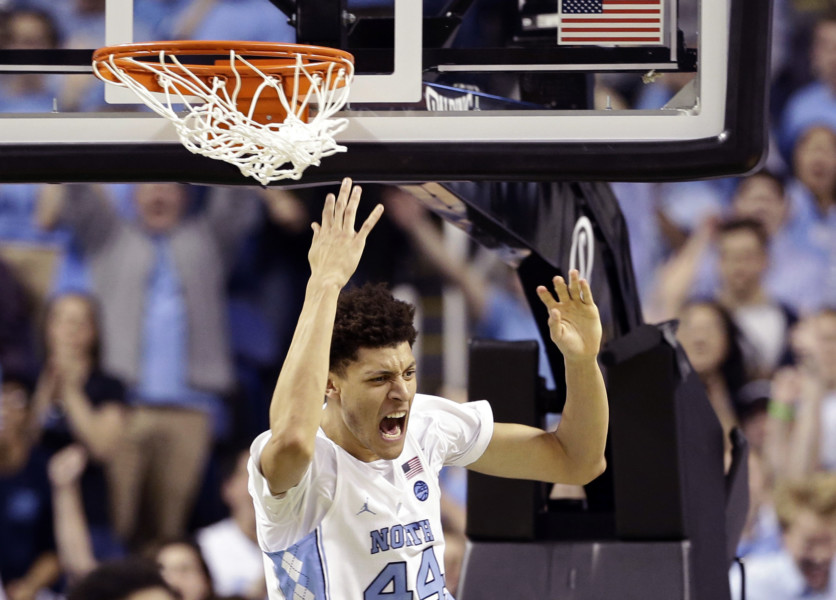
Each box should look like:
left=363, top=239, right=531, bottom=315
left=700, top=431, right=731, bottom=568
left=249, top=394, right=493, bottom=600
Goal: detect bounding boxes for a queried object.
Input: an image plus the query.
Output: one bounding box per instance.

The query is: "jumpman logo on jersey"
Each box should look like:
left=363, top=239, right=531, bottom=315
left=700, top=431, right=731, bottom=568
left=357, top=498, right=376, bottom=516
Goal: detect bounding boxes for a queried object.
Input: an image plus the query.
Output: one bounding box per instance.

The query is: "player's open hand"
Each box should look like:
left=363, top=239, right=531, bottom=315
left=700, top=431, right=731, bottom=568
left=308, top=177, right=384, bottom=288
left=536, top=270, right=602, bottom=362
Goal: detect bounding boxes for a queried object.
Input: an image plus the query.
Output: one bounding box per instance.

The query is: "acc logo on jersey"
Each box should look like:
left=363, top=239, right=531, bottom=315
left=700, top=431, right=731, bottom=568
left=413, top=481, right=429, bottom=501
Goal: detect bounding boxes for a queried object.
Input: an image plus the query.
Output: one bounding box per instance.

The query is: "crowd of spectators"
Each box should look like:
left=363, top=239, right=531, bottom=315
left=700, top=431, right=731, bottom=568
left=2, top=0, right=836, bottom=598
left=604, top=2, right=836, bottom=597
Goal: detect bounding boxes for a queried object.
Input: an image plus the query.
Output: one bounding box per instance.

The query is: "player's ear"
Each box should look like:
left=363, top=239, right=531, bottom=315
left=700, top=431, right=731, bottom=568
left=325, top=377, right=340, bottom=401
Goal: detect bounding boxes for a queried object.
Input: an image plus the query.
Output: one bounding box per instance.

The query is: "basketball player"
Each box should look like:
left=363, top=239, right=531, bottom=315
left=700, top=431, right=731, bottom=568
left=248, top=178, right=609, bottom=599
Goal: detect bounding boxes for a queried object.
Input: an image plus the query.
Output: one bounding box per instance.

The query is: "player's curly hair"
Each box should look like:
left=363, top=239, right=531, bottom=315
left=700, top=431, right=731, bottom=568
left=330, top=283, right=417, bottom=375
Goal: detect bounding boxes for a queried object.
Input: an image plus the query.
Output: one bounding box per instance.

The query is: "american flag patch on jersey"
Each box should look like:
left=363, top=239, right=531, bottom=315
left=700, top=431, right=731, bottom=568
left=401, top=456, right=424, bottom=479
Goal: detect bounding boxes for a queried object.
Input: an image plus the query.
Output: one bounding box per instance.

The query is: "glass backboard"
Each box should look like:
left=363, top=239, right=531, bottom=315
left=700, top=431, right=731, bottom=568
left=0, top=0, right=771, bottom=184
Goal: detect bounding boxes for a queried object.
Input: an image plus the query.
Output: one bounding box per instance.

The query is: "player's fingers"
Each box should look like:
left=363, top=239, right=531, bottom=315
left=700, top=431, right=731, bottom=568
left=334, top=177, right=352, bottom=227
left=536, top=285, right=557, bottom=310
left=550, top=307, right=562, bottom=334
left=552, top=275, right=571, bottom=304
left=580, top=278, right=594, bottom=304
left=357, top=204, right=384, bottom=239
left=321, top=193, right=336, bottom=229
left=345, top=184, right=362, bottom=231
left=568, top=269, right=582, bottom=301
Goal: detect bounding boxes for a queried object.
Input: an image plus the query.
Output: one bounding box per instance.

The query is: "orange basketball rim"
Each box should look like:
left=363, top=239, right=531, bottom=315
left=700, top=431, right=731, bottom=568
left=92, top=41, right=355, bottom=124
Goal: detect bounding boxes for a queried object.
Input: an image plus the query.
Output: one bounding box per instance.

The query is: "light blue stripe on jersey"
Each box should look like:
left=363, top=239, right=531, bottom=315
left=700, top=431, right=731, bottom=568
left=266, top=530, right=327, bottom=600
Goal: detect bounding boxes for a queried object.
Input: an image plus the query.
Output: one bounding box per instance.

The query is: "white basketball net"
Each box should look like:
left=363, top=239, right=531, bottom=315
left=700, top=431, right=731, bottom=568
left=93, top=49, right=354, bottom=185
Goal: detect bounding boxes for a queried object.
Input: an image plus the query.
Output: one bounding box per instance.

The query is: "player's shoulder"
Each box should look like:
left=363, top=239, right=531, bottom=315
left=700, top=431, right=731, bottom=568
left=412, top=393, right=491, bottom=418
left=406, top=394, right=456, bottom=436
left=409, top=393, right=467, bottom=422
left=249, top=428, right=338, bottom=474
left=408, top=393, right=492, bottom=439
left=412, top=392, right=457, bottom=410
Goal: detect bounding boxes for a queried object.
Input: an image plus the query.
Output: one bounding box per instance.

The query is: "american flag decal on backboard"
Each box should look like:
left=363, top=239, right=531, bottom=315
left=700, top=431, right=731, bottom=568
left=558, top=0, right=664, bottom=46
left=401, top=456, right=424, bottom=480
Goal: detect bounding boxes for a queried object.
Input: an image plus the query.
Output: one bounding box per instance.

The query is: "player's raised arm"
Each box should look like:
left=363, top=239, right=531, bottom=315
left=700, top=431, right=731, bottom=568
left=259, top=178, right=383, bottom=496
left=469, top=269, right=608, bottom=485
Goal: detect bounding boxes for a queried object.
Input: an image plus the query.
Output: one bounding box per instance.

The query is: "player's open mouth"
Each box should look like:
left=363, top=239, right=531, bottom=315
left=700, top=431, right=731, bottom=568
left=379, top=411, right=407, bottom=440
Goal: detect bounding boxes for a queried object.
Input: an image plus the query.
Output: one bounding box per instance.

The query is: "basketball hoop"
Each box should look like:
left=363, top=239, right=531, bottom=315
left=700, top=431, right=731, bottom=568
left=92, top=41, right=355, bottom=185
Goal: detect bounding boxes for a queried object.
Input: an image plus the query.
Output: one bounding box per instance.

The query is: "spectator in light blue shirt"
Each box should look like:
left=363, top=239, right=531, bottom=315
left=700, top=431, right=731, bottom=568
left=780, top=11, right=836, bottom=160
left=729, top=170, right=828, bottom=316
left=0, top=7, right=62, bottom=113
left=731, top=473, right=836, bottom=600
left=785, top=126, right=836, bottom=308
left=39, top=182, right=260, bottom=549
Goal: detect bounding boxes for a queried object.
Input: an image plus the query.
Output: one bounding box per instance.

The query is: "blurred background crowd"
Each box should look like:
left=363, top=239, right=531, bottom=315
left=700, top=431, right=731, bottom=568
left=2, top=0, right=836, bottom=598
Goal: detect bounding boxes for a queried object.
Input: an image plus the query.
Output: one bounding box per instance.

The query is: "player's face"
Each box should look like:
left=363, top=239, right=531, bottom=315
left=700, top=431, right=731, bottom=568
left=327, top=342, right=417, bottom=462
